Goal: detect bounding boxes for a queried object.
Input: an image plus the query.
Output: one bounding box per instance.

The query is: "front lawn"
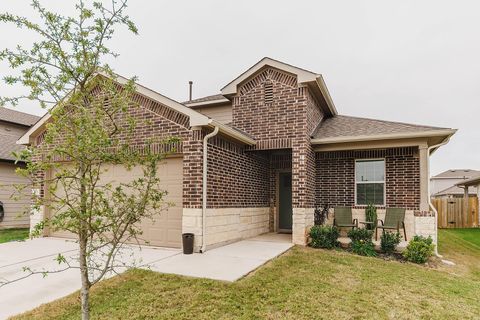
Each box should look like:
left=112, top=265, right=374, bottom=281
left=0, top=228, right=29, bottom=244
left=14, top=230, right=480, bottom=320
left=438, top=228, right=480, bottom=280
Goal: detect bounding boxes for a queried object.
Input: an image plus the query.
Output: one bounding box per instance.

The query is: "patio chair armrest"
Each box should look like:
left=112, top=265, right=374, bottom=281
left=377, top=219, right=384, bottom=226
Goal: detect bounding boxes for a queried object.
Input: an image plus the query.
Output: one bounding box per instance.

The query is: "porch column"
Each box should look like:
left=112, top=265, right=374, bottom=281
left=291, top=138, right=315, bottom=245
left=419, top=145, right=430, bottom=211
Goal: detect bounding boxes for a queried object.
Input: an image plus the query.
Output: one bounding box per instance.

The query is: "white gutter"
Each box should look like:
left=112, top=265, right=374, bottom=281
left=209, top=119, right=256, bottom=145
left=200, top=126, right=219, bottom=253
left=311, top=129, right=457, bottom=145
left=184, top=98, right=230, bottom=108
left=427, top=135, right=454, bottom=258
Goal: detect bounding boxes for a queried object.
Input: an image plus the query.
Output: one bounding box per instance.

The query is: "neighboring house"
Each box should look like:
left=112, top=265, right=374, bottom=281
left=0, top=108, right=40, bottom=229
left=18, top=58, right=456, bottom=251
left=430, top=169, right=480, bottom=197
left=456, top=175, right=480, bottom=225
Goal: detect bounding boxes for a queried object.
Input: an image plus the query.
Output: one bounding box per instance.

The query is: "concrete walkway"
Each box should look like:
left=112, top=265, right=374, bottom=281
left=0, top=233, right=292, bottom=319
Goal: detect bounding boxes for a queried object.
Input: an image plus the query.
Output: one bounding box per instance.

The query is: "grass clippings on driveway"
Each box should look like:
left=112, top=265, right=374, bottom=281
left=13, top=230, right=480, bottom=320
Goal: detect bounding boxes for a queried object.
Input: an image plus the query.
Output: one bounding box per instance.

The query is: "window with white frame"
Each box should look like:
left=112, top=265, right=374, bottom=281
left=355, top=159, right=385, bottom=205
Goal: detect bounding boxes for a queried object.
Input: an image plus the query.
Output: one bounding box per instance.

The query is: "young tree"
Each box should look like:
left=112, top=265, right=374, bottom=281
left=0, top=1, right=174, bottom=319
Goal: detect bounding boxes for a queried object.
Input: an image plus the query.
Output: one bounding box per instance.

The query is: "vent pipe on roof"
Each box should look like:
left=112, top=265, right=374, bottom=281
left=188, top=81, right=193, bottom=102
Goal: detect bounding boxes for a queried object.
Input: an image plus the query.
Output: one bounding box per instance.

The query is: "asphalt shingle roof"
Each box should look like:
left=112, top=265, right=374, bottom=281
left=432, top=169, right=480, bottom=179
left=0, top=108, right=40, bottom=161
left=183, top=94, right=226, bottom=105
left=312, top=115, right=449, bottom=139
left=434, top=185, right=478, bottom=196
left=0, top=132, right=27, bottom=161
left=0, top=108, right=40, bottom=126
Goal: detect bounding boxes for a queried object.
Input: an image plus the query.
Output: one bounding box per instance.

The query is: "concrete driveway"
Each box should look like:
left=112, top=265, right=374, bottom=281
left=0, top=234, right=292, bottom=319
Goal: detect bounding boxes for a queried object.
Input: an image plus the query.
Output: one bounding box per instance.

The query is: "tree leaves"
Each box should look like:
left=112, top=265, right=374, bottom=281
left=0, top=0, right=138, bottom=108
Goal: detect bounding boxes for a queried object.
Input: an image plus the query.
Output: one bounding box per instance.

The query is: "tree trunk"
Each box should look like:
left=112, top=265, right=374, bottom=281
left=79, top=235, right=90, bottom=320
left=79, top=163, right=90, bottom=320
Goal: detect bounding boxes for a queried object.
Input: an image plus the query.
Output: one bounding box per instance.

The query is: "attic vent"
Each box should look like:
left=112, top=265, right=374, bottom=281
left=264, top=82, right=273, bottom=104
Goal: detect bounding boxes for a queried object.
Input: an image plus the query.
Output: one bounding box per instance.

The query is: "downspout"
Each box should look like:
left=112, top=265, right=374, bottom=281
left=200, top=126, right=219, bottom=253
left=426, top=136, right=453, bottom=258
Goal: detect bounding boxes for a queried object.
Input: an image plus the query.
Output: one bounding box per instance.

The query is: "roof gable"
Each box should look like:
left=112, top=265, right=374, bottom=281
left=221, top=57, right=337, bottom=116
left=221, top=57, right=318, bottom=95
left=18, top=73, right=255, bottom=146
left=18, top=73, right=211, bottom=145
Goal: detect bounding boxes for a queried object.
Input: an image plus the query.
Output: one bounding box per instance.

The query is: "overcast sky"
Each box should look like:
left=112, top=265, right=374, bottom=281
left=1, top=0, right=479, bottom=175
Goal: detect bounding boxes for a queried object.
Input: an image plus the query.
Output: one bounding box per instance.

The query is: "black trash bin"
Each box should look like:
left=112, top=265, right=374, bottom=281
left=182, top=233, right=194, bottom=254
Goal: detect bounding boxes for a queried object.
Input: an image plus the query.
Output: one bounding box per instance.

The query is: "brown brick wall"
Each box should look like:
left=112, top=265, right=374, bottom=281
left=206, top=135, right=269, bottom=208
left=315, top=147, right=421, bottom=210
left=182, top=128, right=204, bottom=208
left=232, top=67, right=305, bottom=144
left=31, top=88, right=199, bottom=209
left=231, top=66, right=325, bottom=210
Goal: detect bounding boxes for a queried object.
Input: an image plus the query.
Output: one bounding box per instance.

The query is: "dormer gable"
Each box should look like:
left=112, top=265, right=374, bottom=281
left=221, top=57, right=336, bottom=117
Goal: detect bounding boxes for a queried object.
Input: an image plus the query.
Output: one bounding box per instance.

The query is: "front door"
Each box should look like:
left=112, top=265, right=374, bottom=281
left=279, top=172, right=292, bottom=232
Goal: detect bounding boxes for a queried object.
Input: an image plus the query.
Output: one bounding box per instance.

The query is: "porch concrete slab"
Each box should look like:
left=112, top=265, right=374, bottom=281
left=0, top=234, right=292, bottom=319
left=249, top=232, right=292, bottom=243
left=149, top=237, right=293, bottom=281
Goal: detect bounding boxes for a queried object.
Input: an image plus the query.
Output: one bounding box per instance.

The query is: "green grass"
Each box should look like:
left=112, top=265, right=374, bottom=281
left=438, top=228, right=480, bottom=280
left=0, top=228, right=29, bottom=244
left=13, top=229, right=480, bottom=320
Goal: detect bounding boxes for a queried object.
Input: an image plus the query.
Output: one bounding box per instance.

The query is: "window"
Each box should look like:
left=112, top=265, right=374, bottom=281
left=355, top=159, right=385, bottom=205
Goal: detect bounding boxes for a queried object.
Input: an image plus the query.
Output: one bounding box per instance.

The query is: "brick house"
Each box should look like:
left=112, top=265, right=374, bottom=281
left=19, top=58, right=456, bottom=251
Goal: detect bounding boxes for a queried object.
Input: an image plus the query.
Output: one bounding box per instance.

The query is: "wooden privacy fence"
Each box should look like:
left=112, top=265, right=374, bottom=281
left=432, top=197, right=479, bottom=228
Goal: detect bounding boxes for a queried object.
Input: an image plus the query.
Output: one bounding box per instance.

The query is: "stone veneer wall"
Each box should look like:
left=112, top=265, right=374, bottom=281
left=414, top=211, right=437, bottom=244
left=325, top=209, right=437, bottom=244
left=183, top=207, right=269, bottom=251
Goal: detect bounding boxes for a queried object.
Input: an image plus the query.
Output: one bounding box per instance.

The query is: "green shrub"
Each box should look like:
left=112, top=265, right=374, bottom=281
left=351, top=239, right=377, bottom=257
left=348, top=228, right=376, bottom=256
left=365, top=204, right=377, bottom=230
left=380, top=231, right=401, bottom=255
left=309, top=225, right=339, bottom=249
left=403, top=235, right=434, bottom=264
left=347, top=228, right=374, bottom=242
